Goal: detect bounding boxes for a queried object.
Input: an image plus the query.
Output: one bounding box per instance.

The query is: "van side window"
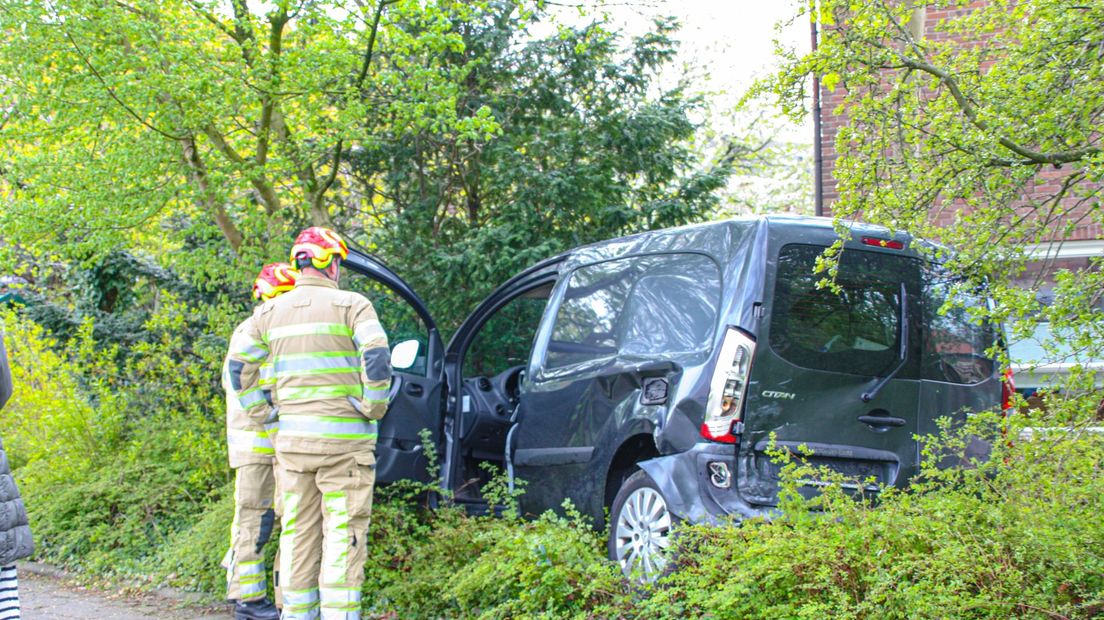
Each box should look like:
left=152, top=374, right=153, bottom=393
left=921, top=269, right=995, bottom=384
left=545, top=260, right=636, bottom=369
left=545, top=254, right=721, bottom=370
left=770, top=244, right=916, bottom=378
left=619, top=255, right=719, bottom=356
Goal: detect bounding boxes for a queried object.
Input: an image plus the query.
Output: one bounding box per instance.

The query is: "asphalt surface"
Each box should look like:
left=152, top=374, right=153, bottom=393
left=18, top=567, right=229, bottom=620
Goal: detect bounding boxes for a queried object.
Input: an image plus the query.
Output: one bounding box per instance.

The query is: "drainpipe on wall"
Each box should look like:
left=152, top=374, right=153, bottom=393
left=811, top=9, right=823, bottom=217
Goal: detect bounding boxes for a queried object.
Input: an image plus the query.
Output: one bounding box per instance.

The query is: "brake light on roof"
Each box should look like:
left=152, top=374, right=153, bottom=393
left=702, top=327, right=755, bottom=444
left=861, top=236, right=905, bottom=250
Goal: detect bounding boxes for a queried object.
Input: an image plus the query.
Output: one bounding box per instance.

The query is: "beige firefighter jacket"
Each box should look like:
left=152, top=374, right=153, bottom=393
left=228, top=274, right=391, bottom=455
left=223, top=317, right=276, bottom=468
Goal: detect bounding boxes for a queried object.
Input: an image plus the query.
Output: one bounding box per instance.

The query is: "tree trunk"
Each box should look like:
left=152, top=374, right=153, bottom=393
left=181, top=136, right=244, bottom=252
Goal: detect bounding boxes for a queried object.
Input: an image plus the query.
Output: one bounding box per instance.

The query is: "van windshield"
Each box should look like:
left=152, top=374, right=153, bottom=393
left=770, top=244, right=918, bottom=378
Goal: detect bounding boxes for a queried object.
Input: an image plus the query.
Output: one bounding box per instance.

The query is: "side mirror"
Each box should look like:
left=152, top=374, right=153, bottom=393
left=391, top=339, right=420, bottom=370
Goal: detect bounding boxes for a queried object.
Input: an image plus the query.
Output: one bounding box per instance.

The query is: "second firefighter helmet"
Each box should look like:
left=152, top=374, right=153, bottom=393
left=290, top=226, right=349, bottom=271
left=252, top=262, right=299, bottom=301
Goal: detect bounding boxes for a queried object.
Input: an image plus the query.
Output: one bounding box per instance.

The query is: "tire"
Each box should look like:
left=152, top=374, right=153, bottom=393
left=607, top=469, right=678, bottom=582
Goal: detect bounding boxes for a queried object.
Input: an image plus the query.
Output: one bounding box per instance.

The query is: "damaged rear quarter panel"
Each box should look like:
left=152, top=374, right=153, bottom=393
left=515, top=220, right=769, bottom=523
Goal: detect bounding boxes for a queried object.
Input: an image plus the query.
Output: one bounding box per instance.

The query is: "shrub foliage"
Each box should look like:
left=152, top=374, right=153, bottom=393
left=3, top=304, right=1100, bottom=618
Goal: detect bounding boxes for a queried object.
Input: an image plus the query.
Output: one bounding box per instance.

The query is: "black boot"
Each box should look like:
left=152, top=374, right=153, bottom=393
left=235, top=598, right=280, bottom=620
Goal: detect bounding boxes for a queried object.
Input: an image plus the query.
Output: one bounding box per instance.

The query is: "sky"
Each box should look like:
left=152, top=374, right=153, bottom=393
left=540, top=1, right=816, bottom=213
left=546, top=0, right=812, bottom=142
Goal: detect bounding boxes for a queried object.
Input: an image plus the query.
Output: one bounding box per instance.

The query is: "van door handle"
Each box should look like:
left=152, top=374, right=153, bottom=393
left=405, top=383, right=424, bottom=397
left=858, top=414, right=906, bottom=428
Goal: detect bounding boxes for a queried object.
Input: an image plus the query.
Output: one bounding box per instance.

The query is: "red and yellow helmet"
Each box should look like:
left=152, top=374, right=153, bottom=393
left=252, top=262, right=299, bottom=301
left=289, top=226, right=349, bottom=270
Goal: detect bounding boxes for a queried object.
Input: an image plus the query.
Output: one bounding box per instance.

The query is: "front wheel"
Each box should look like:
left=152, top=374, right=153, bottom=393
left=607, top=470, right=678, bottom=582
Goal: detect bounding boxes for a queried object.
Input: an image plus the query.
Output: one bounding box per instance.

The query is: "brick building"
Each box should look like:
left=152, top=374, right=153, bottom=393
left=814, top=3, right=1101, bottom=239
left=811, top=3, right=1103, bottom=392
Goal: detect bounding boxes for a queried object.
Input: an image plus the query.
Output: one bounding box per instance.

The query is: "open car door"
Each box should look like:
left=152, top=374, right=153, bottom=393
left=343, top=250, right=445, bottom=485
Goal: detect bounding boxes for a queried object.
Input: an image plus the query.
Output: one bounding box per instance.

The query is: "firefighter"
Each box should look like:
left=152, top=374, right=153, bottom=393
left=229, top=227, right=390, bottom=620
left=223, top=262, right=298, bottom=620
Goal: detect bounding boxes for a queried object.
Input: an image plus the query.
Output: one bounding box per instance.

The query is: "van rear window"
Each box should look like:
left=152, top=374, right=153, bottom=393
left=921, top=268, right=996, bottom=384
left=770, top=244, right=915, bottom=377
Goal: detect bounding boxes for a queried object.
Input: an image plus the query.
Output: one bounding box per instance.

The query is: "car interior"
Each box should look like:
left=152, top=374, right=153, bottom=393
left=452, top=283, right=553, bottom=503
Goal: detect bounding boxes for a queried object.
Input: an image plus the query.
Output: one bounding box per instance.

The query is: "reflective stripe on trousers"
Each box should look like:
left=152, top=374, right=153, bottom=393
left=320, top=587, right=362, bottom=620
left=322, top=493, right=350, bottom=585
left=280, top=491, right=301, bottom=614
left=238, top=560, right=266, bottom=598
left=283, top=588, right=320, bottom=620
left=279, top=415, right=377, bottom=441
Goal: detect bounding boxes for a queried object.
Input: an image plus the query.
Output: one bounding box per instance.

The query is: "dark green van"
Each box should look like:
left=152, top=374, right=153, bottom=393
left=343, top=215, right=1004, bottom=580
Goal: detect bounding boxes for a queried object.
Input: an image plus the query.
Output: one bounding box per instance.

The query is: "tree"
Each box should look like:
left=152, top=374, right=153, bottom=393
left=0, top=0, right=497, bottom=277
left=765, top=0, right=1104, bottom=401
left=353, top=4, right=741, bottom=329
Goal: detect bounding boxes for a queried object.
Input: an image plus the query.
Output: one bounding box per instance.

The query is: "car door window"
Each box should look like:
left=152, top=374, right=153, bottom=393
left=463, top=284, right=553, bottom=379
left=343, top=276, right=430, bottom=376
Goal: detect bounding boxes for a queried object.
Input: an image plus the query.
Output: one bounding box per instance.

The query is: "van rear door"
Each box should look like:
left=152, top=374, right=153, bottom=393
left=738, top=242, right=924, bottom=504
left=916, top=266, right=1001, bottom=455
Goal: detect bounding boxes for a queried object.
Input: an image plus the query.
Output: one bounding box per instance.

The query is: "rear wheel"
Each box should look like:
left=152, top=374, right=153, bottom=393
left=607, top=470, right=677, bottom=582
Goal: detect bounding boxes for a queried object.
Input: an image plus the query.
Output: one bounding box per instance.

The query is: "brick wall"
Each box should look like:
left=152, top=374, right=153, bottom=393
left=816, top=3, right=1102, bottom=242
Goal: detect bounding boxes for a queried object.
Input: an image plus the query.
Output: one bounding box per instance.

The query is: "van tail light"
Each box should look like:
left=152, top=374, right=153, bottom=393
left=1001, top=367, right=1016, bottom=414
left=1000, top=367, right=1016, bottom=453
left=702, top=327, right=755, bottom=444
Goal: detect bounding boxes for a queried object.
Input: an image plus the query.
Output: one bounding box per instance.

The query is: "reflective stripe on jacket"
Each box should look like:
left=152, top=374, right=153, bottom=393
left=224, top=318, right=276, bottom=468
left=229, top=275, right=391, bottom=455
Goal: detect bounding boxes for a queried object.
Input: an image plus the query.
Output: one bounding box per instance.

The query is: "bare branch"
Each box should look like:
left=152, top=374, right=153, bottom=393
left=256, top=7, right=289, bottom=167
left=230, top=0, right=259, bottom=68
left=314, top=140, right=344, bottom=214
left=203, top=124, right=282, bottom=213
left=894, top=53, right=1101, bottom=166
left=355, top=0, right=399, bottom=91
left=183, top=0, right=242, bottom=43
left=181, top=134, right=244, bottom=252
left=57, top=18, right=185, bottom=140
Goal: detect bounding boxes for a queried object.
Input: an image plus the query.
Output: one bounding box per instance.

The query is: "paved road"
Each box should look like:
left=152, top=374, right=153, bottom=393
left=19, top=569, right=229, bottom=620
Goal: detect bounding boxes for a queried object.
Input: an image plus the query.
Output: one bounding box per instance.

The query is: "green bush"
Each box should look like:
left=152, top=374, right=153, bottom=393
left=1, top=307, right=230, bottom=582
left=362, top=472, right=623, bottom=619
left=625, top=406, right=1104, bottom=620
left=4, top=307, right=1101, bottom=619
left=153, top=482, right=237, bottom=595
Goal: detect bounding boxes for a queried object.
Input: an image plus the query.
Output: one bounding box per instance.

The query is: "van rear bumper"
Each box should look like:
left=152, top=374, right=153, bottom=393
left=638, top=443, right=772, bottom=524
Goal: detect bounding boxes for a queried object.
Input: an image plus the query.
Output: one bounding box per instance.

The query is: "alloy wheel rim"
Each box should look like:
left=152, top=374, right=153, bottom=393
left=614, top=486, right=673, bottom=581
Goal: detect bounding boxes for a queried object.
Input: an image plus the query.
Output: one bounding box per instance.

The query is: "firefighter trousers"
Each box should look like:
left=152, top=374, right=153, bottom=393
left=277, top=450, right=375, bottom=620
left=225, top=463, right=277, bottom=602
